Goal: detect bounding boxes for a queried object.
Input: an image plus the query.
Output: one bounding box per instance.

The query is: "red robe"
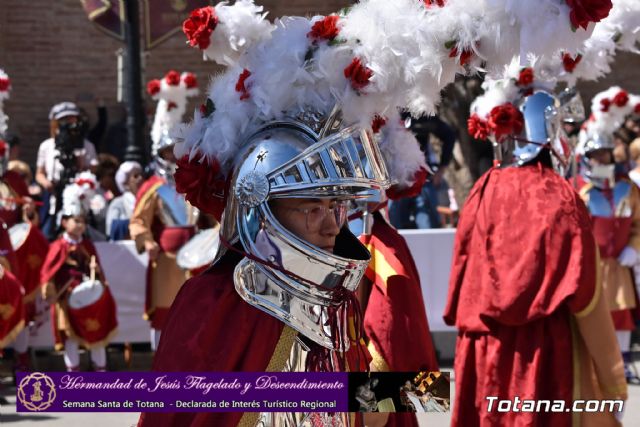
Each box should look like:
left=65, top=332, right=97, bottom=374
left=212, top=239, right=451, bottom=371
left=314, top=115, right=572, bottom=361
left=40, top=237, right=117, bottom=348
left=359, top=212, right=439, bottom=426
left=444, top=165, right=601, bottom=426
left=139, top=251, right=369, bottom=427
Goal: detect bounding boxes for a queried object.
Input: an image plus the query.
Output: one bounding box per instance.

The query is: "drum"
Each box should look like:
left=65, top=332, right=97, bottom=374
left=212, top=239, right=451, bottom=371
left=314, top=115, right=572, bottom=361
left=68, top=280, right=104, bottom=310
left=177, top=226, right=220, bottom=270
left=9, top=222, right=30, bottom=251
left=66, top=280, right=118, bottom=347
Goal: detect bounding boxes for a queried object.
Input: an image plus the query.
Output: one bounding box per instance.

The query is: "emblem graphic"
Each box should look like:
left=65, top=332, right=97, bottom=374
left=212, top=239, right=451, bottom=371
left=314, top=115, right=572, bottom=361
left=17, top=372, right=57, bottom=411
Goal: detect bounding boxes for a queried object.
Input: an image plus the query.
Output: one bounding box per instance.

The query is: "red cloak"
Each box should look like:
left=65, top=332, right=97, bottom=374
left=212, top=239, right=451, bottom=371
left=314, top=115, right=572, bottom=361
left=444, top=165, right=597, bottom=427
left=359, top=211, right=439, bottom=427
left=360, top=211, right=439, bottom=372
left=139, top=251, right=369, bottom=427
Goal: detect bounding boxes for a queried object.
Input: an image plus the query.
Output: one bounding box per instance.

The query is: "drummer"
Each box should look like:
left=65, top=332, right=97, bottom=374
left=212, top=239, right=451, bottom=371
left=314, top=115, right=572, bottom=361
left=0, top=139, right=48, bottom=371
left=40, top=175, right=117, bottom=372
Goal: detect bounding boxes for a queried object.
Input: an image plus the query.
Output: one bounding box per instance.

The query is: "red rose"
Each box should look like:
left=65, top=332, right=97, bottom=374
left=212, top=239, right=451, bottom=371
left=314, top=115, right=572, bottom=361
left=199, top=104, right=208, bottom=116
left=635, top=104, right=640, bottom=114
left=344, top=58, right=373, bottom=91
left=600, top=98, right=611, bottom=112
left=235, top=69, right=252, bottom=101
left=467, top=114, right=490, bottom=140
left=0, top=78, right=9, bottom=92
left=565, top=0, right=612, bottom=31
left=308, top=15, right=340, bottom=41
left=517, top=68, right=534, bottom=87
left=182, top=73, right=197, bottom=89
left=488, top=103, right=524, bottom=142
left=449, top=47, right=473, bottom=66
left=613, top=90, right=628, bottom=107
left=423, top=0, right=446, bottom=7
left=0, top=140, right=7, bottom=157
left=386, top=167, right=428, bottom=200
left=183, top=6, right=218, bottom=50
left=562, top=52, right=582, bottom=73
left=167, top=101, right=178, bottom=111
left=146, top=79, right=161, bottom=96
left=165, top=70, right=181, bottom=86
left=371, top=115, right=387, bottom=133
left=175, top=154, right=227, bottom=220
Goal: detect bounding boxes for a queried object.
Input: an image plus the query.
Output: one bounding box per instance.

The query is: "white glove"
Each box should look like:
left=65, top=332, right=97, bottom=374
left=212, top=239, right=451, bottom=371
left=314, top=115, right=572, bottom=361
left=617, top=246, right=638, bottom=267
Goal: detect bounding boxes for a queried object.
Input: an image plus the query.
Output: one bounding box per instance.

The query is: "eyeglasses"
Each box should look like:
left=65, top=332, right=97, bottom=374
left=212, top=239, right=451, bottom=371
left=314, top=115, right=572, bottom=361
left=289, top=201, right=348, bottom=232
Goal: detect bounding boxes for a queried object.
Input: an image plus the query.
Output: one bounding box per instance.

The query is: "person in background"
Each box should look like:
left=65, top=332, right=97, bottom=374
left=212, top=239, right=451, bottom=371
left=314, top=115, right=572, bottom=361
left=578, top=133, right=640, bottom=384
left=389, top=114, right=456, bottom=229
left=35, top=102, right=98, bottom=240
left=628, top=138, right=640, bottom=187
left=40, top=176, right=117, bottom=372
left=106, top=161, right=142, bottom=240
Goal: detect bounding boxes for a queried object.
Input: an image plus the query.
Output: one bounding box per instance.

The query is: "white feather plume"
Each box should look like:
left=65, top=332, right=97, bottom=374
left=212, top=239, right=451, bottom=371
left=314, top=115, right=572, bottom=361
left=150, top=71, right=199, bottom=153
left=199, top=0, right=275, bottom=66
left=0, top=69, right=10, bottom=136
left=175, top=0, right=604, bottom=190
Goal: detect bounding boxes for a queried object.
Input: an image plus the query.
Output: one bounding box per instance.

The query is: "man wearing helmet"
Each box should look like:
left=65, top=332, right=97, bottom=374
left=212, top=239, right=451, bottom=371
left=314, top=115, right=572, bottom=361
left=578, top=124, right=640, bottom=385
left=130, top=71, right=200, bottom=351
left=445, top=81, right=627, bottom=426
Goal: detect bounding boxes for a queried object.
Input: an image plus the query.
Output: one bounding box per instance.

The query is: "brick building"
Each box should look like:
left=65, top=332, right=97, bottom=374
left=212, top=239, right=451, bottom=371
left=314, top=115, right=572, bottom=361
left=0, top=0, right=639, bottom=166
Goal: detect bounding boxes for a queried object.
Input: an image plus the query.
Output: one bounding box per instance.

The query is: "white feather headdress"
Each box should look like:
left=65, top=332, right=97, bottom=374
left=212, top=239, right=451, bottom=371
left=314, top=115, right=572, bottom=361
left=147, top=70, right=199, bottom=155
left=580, top=87, right=640, bottom=142
left=0, top=69, right=10, bottom=136
left=61, top=172, right=106, bottom=218
left=175, top=0, right=609, bottom=201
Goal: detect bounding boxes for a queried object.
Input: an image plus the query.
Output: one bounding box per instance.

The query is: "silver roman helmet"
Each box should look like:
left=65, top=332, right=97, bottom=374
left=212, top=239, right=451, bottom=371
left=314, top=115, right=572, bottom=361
left=219, top=110, right=390, bottom=351
left=494, top=90, right=582, bottom=176
left=578, top=132, right=616, bottom=188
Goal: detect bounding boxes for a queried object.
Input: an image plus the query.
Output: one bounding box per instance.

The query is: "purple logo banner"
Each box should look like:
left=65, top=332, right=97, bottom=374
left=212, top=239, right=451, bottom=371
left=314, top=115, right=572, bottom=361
left=16, top=372, right=348, bottom=412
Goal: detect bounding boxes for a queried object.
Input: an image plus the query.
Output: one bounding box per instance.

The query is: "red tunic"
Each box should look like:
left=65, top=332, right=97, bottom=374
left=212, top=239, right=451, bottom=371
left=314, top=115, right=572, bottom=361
left=444, top=165, right=598, bottom=427
left=40, top=237, right=117, bottom=348
left=139, top=251, right=370, bottom=427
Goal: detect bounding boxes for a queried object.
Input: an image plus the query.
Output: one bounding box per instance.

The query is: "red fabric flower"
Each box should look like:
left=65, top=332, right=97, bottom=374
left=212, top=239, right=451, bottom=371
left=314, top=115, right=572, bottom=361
left=182, top=73, right=197, bottom=89
left=308, top=15, right=340, bottom=41
left=344, top=58, right=373, bottom=91
left=0, top=140, right=7, bottom=157
left=167, top=101, right=178, bottom=111
left=517, top=68, right=534, bottom=87
left=600, top=98, right=611, bottom=112
left=613, top=90, right=629, bottom=107
left=565, top=0, right=612, bottom=31
left=467, top=114, right=490, bottom=140
left=562, top=52, right=583, bottom=73
left=199, top=104, right=208, bottom=116
left=175, top=154, right=227, bottom=220
left=0, top=78, right=10, bottom=92
left=183, top=6, right=219, bottom=50
left=386, top=167, right=428, bottom=200
left=635, top=104, right=640, bottom=114
left=449, top=47, right=473, bottom=66
left=235, top=69, right=252, bottom=100
left=165, top=70, right=181, bottom=86
left=488, top=103, right=524, bottom=142
left=146, top=79, right=161, bottom=96
left=75, top=178, right=95, bottom=189
left=371, top=115, right=387, bottom=133
left=423, top=0, right=446, bottom=7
